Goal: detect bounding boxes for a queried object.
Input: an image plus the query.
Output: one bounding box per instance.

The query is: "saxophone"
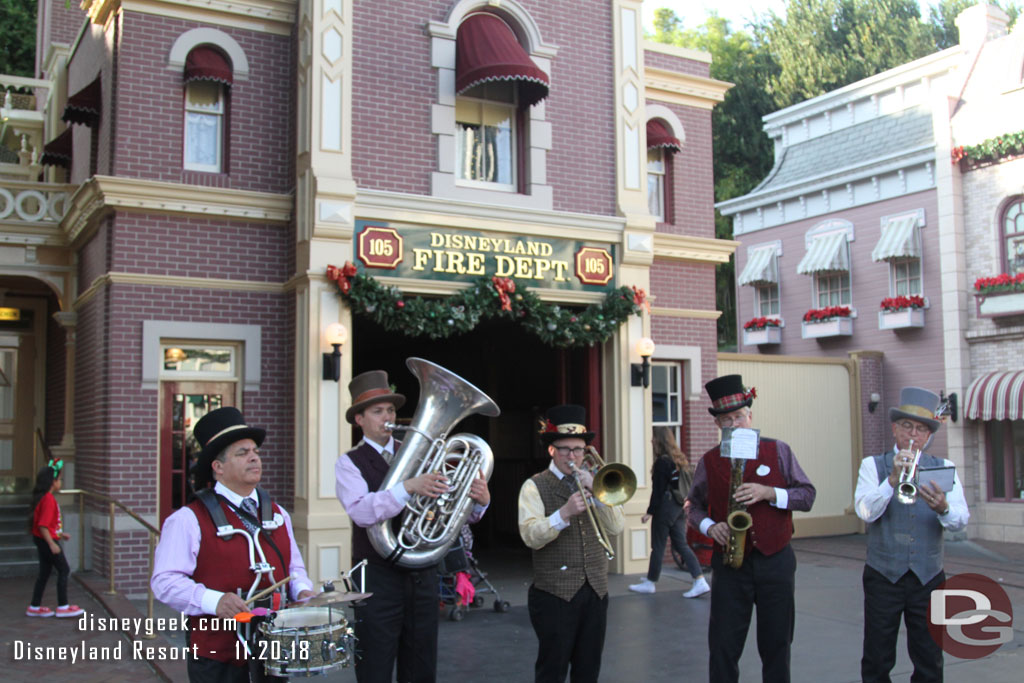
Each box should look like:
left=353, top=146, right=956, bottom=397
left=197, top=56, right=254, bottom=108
left=723, top=458, right=753, bottom=569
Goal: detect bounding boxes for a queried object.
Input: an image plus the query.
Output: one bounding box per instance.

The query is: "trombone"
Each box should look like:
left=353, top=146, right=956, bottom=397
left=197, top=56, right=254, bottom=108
left=567, top=446, right=636, bottom=560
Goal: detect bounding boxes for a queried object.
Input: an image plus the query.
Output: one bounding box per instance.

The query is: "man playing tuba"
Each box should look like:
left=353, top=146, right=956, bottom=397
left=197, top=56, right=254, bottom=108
left=335, top=369, right=491, bottom=683
left=687, top=375, right=815, bottom=683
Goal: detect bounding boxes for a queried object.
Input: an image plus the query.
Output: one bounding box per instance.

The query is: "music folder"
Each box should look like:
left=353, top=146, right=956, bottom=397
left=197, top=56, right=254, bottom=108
left=916, top=465, right=955, bottom=492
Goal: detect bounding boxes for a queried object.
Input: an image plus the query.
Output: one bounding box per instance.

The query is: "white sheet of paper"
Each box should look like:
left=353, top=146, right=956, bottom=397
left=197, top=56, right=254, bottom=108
left=723, top=427, right=759, bottom=460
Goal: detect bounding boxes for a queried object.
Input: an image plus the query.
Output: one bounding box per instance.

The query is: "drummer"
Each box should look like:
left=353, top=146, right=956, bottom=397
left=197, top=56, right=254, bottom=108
left=152, top=407, right=315, bottom=683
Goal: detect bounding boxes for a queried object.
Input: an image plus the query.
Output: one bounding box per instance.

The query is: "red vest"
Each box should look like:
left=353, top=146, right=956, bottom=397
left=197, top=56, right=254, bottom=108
left=704, top=439, right=792, bottom=558
left=186, top=497, right=292, bottom=664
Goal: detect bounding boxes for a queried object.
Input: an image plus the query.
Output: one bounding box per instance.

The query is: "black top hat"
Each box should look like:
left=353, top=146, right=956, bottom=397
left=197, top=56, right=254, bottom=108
left=705, top=374, right=757, bottom=416
left=346, top=370, right=406, bottom=424
left=192, top=407, right=266, bottom=487
left=888, top=386, right=941, bottom=433
left=538, top=404, right=596, bottom=445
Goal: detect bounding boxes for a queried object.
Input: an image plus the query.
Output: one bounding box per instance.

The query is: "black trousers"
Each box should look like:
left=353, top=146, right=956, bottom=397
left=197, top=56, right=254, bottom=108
left=708, top=545, right=796, bottom=683
left=31, top=536, right=69, bottom=606
left=862, top=565, right=944, bottom=683
left=648, top=495, right=702, bottom=581
left=528, top=583, right=608, bottom=683
left=352, top=563, right=438, bottom=683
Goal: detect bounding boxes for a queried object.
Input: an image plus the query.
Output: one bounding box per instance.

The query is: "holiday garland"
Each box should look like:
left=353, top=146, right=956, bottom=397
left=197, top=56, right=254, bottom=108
left=951, top=129, right=1024, bottom=167
left=327, top=262, right=649, bottom=348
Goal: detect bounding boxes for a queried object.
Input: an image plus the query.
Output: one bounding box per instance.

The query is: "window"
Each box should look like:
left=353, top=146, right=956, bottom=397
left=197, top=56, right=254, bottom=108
left=647, top=148, right=665, bottom=221
left=651, top=362, right=683, bottom=445
left=891, top=258, right=921, bottom=296
left=456, top=81, right=516, bottom=189
left=1003, top=197, right=1024, bottom=277
left=756, top=284, right=780, bottom=316
left=160, top=344, right=236, bottom=378
left=815, top=272, right=850, bottom=307
left=184, top=80, right=225, bottom=172
left=986, top=420, right=1024, bottom=501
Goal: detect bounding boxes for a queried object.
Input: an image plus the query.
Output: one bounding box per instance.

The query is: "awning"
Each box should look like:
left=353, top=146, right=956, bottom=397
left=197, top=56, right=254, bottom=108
left=455, top=13, right=549, bottom=107
left=964, top=371, right=1024, bottom=421
left=185, top=46, right=233, bottom=85
left=647, top=119, right=682, bottom=153
left=40, top=127, right=72, bottom=168
left=796, top=231, right=849, bottom=274
left=62, top=74, right=101, bottom=127
left=871, top=215, right=920, bottom=262
left=737, top=246, right=778, bottom=286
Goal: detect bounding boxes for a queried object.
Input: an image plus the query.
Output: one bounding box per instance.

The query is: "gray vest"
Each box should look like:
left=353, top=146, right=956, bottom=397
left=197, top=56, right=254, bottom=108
left=865, top=450, right=945, bottom=583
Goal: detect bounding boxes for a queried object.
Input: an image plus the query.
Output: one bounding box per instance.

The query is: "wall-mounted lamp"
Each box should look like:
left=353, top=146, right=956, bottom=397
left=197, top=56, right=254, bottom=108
left=322, top=322, right=348, bottom=382
left=867, top=392, right=881, bottom=413
left=939, top=390, right=958, bottom=423
left=164, top=347, right=187, bottom=364
left=631, top=337, right=656, bottom=388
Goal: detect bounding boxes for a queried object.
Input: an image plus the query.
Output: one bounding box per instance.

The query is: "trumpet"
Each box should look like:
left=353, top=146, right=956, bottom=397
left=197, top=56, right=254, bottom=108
left=896, top=439, right=922, bottom=505
left=567, top=446, right=636, bottom=560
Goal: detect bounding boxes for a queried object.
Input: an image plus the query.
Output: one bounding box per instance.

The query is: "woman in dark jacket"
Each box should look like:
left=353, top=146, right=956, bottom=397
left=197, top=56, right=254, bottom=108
left=629, top=426, right=709, bottom=597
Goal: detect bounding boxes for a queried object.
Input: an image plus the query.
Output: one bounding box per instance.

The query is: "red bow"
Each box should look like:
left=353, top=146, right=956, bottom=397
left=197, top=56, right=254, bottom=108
left=492, top=276, right=516, bottom=312
left=537, top=417, right=557, bottom=434
left=632, top=286, right=651, bottom=313
left=745, top=387, right=757, bottom=400
left=328, top=262, right=359, bottom=296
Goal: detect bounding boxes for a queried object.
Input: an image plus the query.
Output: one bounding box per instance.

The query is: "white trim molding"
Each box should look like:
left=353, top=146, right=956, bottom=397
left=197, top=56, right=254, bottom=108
left=142, top=320, right=261, bottom=391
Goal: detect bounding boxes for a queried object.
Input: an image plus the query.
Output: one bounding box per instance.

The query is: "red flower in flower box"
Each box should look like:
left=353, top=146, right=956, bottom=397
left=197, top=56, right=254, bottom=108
left=802, top=306, right=852, bottom=323
left=743, top=317, right=781, bottom=330
left=974, top=272, right=1024, bottom=295
left=880, top=295, right=925, bottom=312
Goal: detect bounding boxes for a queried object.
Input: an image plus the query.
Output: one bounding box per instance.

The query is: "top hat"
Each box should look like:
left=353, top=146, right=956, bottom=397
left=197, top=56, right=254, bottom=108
left=346, top=370, right=406, bottom=424
left=888, top=386, right=941, bottom=433
left=192, top=407, right=266, bottom=486
left=705, top=374, right=757, bottom=416
left=538, top=404, right=596, bottom=445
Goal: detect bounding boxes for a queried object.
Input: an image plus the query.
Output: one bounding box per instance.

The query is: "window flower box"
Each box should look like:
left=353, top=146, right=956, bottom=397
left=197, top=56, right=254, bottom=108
left=801, top=306, right=853, bottom=339
left=742, top=317, right=783, bottom=346
left=878, top=295, right=926, bottom=329
left=974, top=273, right=1024, bottom=318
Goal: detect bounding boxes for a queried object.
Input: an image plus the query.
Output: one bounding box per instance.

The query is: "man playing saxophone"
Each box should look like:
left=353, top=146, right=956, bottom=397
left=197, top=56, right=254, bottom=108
left=335, top=369, right=491, bottom=683
left=687, top=375, right=815, bottom=683
left=855, top=386, right=969, bottom=683
left=518, top=404, right=625, bottom=683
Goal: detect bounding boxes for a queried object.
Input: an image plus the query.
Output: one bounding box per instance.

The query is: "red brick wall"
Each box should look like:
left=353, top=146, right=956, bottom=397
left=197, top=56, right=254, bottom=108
left=645, top=50, right=710, bottom=78
left=655, top=101, right=715, bottom=239
left=45, top=298, right=66, bottom=447
left=37, top=1, right=84, bottom=79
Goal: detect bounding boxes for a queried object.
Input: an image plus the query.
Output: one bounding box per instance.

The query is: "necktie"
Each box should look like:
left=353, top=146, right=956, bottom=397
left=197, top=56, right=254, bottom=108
left=239, top=497, right=260, bottom=534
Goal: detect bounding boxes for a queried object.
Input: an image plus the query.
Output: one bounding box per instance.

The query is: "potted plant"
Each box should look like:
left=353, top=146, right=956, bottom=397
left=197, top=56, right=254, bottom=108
left=878, top=295, right=926, bottom=329
left=974, top=273, right=1024, bottom=317
left=742, top=317, right=782, bottom=345
left=801, top=305, right=854, bottom=339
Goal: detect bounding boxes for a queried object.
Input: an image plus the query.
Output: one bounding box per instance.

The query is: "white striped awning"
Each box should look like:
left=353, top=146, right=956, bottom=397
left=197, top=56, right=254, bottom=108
left=871, top=215, right=920, bottom=262
left=737, top=246, right=778, bottom=286
left=796, top=231, right=849, bottom=275
left=964, top=370, right=1024, bottom=421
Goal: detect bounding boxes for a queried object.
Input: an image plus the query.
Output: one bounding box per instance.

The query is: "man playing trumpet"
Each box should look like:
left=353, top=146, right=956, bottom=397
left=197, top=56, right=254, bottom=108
left=518, top=404, right=625, bottom=683
left=855, top=387, right=969, bottom=682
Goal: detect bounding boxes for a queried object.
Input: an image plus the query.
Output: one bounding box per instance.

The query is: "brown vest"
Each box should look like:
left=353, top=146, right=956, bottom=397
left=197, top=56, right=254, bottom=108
left=530, top=469, right=610, bottom=601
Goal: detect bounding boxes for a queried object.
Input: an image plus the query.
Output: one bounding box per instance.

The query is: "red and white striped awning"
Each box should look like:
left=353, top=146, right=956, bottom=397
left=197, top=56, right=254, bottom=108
left=964, top=370, right=1024, bottom=420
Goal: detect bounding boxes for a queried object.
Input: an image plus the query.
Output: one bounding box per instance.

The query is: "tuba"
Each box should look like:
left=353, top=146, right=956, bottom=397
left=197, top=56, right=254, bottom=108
left=723, top=458, right=753, bottom=569
left=367, top=358, right=500, bottom=568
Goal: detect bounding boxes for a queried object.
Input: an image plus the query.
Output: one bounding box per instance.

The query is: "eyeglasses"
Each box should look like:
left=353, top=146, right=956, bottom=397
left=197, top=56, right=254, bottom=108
left=896, top=421, right=932, bottom=436
left=715, top=412, right=749, bottom=427
left=554, top=446, right=586, bottom=457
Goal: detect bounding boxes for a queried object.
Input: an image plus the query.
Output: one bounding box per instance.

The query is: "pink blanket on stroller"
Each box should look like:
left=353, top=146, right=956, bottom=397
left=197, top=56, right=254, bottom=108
left=455, top=571, right=475, bottom=606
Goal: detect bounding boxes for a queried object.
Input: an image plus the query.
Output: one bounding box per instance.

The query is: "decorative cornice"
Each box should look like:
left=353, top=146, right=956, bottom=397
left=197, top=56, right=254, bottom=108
left=642, top=40, right=711, bottom=64
left=81, top=0, right=120, bottom=26
left=651, top=306, right=721, bottom=320
left=74, top=271, right=286, bottom=310
left=653, top=233, right=739, bottom=264
left=644, top=67, right=732, bottom=110
left=119, top=0, right=297, bottom=34
left=62, top=175, right=292, bottom=246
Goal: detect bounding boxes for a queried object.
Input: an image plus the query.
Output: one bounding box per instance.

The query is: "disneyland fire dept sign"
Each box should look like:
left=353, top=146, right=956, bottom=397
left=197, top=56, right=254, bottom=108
left=354, top=222, right=616, bottom=290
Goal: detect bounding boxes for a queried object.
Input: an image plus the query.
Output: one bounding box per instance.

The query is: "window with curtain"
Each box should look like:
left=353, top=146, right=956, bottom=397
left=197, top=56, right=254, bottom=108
left=184, top=80, right=225, bottom=172
left=815, top=272, right=851, bottom=307
left=1003, top=197, right=1024, bottom=277
left=890, top=258, right=921, bottom=296
left=986, top=420, right=1024, bottom=501
left=756, top=284, right=780, bottom=316
left=455, top=81, right=516, bottom=189
left=651, top=361, right=683, bottom=446
left=647, top=148, right=666, bottom=221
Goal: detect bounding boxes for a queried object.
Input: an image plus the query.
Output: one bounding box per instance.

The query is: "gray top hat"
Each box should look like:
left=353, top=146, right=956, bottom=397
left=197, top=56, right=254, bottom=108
left=888, top=386, right=941, bottom=433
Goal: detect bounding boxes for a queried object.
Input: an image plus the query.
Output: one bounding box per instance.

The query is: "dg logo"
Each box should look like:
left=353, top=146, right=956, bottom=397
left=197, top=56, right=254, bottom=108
left=928, top=573, right=1014, bottom=658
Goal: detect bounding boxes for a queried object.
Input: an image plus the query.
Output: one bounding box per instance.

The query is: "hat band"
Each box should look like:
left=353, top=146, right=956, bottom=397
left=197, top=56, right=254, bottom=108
left=555, top=423, right=588, bottom=435
left=203, top=423, right=252, bottom=447
left=712, top=391, right=752, bottom=412
left=352, top=387, right=396, bottom=405
left=895, top=404, right=935, bottom=420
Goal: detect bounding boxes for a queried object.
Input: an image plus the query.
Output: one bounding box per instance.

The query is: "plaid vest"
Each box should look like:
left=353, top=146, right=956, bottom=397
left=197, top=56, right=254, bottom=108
left=530, top=469, right=609, bottom=601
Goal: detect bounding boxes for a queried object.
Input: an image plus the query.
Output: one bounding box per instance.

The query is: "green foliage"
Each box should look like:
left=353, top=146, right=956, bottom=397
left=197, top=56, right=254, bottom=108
left=928, top=0, right=1021, bottom=49
left=0, top=0, right=37, bottom=77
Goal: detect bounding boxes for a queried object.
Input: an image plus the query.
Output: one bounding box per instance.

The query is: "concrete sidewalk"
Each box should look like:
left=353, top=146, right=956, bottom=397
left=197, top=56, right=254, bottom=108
left=1, top=534, right=1021, bottom=682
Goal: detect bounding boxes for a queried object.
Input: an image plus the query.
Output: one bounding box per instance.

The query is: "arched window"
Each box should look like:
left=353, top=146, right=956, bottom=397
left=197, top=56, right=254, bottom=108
left=1002, top=197, right=1024, bottom=277
left=183, top=46, right=232, bottom=173
left=646, top=118, right=682, bottom=223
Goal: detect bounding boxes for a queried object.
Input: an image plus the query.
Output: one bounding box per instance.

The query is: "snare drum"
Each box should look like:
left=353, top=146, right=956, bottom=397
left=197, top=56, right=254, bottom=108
left=257, top=606, right=356, bottom=677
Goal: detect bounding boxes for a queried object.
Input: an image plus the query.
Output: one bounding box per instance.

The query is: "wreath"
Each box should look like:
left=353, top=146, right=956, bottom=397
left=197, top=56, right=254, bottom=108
left=327, top=262, right=649, bottom=348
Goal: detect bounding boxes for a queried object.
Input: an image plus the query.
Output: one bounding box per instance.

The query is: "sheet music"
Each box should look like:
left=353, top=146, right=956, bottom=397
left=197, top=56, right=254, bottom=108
left=720, top=427, right=760, bottom=460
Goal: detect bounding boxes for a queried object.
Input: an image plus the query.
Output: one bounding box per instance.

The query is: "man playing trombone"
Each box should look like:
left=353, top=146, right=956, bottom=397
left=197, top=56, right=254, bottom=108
left=855, top=387, right=969, bottom=682
left=518, top=404, right=625, bottom=683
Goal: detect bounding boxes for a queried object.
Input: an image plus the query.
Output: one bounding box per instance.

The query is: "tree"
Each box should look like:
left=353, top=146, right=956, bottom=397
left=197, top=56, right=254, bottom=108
left=0, top=0, right=37, bottom=77
left=928, top=0, right=1020, bottom=49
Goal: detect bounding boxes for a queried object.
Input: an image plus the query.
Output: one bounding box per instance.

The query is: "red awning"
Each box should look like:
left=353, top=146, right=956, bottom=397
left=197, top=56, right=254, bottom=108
left=62, top=74, right=101, bottom=127
left=647, top=119, right=682, bottom=153
left=456, top=13, right=549, bottom=107
left=40, top=127, right=72, bottom=168
left=185, top=46, right=233, bottom=85
left=964, top=370, right=1024, bottom=421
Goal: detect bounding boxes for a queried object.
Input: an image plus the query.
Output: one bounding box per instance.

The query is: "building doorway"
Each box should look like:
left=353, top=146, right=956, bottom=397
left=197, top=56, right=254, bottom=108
left=351, top=317, right=602, bottom=549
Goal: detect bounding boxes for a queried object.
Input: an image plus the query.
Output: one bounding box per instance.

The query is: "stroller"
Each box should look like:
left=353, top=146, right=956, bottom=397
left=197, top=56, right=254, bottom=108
left=437, top=525, right=510, bottom=621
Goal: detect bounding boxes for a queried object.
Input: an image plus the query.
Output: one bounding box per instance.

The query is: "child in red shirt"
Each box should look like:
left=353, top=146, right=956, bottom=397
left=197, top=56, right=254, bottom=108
left=26, top=461, right=84, bottom=618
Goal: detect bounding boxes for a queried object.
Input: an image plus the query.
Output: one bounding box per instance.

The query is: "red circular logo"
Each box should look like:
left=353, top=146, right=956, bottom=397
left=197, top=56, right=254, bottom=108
left=927, top=573, right=1014, bottom=659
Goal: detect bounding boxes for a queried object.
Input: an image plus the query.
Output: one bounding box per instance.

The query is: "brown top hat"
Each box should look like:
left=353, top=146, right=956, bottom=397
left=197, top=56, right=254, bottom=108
left=346, top=370, right=406, bottom=424
left=192, top=407, right=266, bottom=487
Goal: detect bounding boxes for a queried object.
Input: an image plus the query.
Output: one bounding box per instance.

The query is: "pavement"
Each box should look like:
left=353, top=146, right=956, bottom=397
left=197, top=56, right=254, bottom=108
left=1, top=534, right=1022, bottom=682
